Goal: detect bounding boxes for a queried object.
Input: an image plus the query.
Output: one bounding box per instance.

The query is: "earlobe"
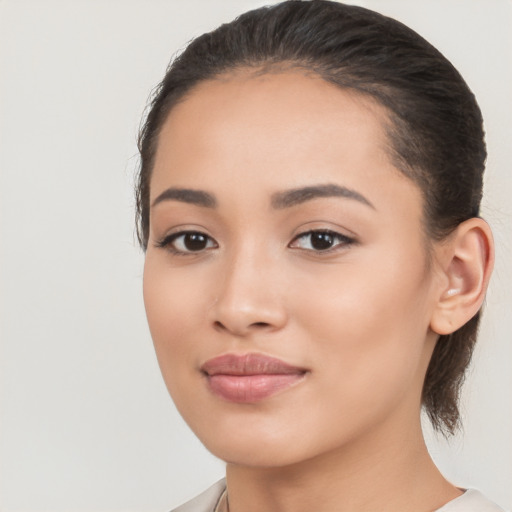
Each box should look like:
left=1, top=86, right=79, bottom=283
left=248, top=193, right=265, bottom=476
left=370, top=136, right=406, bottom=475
left=430, top=218, right=494, bottom=335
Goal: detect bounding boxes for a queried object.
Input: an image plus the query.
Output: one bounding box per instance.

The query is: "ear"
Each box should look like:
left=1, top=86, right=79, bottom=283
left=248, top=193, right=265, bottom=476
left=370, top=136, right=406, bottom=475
left=430, top=218, right=494, bottom=335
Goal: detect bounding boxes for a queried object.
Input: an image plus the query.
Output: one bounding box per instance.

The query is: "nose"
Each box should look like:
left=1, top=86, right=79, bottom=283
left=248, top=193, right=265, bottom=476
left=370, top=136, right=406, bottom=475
left=210, top=252, right=288, bottom=337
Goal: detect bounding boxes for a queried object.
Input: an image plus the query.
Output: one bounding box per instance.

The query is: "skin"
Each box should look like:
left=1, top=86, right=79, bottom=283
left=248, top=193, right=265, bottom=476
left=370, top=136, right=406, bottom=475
left=143, top=71, right=469, bottom=511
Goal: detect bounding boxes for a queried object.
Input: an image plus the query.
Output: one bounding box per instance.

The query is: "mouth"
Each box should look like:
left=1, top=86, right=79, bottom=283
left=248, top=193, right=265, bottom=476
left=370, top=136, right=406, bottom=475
left=200, top=353, right=308, bottom=403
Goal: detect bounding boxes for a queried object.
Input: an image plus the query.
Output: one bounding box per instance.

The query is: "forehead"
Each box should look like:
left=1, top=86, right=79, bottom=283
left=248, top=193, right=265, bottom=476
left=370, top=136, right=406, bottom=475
left=153, top=71, right=397, bottom=184
left=150, top=69, right=419, bottom=217
left=160, top=69, right=390, bottom=148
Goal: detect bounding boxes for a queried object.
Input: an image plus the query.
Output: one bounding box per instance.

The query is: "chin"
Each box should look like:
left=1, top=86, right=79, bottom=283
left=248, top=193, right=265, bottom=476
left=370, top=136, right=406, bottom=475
left=206, top=437, right=309, bottom=468
left=187, top=415, right=336, bottom=469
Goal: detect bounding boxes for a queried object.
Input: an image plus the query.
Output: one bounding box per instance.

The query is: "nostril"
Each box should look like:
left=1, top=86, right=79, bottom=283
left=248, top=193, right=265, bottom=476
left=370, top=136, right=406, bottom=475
left=213, top=321, right=225, bottom=330
left=212, top=320, right=271, bottom=334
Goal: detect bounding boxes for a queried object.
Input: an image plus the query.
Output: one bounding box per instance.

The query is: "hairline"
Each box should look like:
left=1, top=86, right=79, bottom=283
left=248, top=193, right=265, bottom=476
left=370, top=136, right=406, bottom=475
left=142, top=61, right=444, bottom=255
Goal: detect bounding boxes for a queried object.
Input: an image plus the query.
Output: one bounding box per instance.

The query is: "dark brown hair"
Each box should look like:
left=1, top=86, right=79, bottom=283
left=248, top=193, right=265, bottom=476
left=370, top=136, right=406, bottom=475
left=136, top=0, right=486, bottom=435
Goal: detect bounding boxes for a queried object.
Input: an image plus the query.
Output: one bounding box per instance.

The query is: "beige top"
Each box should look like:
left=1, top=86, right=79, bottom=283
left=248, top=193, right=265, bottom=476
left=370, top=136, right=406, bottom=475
left=171, top=479, right=507, bottom=512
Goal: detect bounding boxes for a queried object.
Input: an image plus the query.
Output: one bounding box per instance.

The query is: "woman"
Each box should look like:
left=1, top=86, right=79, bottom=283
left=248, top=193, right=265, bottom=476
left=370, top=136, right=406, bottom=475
left=136, top=1, right=501, bottom=511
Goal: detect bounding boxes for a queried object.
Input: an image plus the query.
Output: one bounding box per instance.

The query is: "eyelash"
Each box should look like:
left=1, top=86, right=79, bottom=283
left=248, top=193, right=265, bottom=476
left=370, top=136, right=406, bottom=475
left=155, top=229, right=356, bottom=255
left=289, top=230, right=356, bottom=253
left=155, top=231, right=218, bottom=255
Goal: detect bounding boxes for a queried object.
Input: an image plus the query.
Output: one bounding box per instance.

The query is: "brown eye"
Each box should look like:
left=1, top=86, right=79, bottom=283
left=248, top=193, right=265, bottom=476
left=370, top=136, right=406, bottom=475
left=290, top=230, right=354, bottom=252
left=181, top=233, right=209, bottom=251
left=310, top=232, right=335, bottom=250
left=158, top=231, right=217, bottom=254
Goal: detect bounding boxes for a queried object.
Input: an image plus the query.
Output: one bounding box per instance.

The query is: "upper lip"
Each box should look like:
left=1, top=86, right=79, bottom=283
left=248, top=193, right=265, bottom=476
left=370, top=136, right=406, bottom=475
left=201, top=353, right=307, bottom=376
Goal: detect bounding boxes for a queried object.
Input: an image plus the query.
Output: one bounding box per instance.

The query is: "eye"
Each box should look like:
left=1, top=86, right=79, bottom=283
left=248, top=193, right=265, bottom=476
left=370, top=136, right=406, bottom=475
left=157, top=231, right=217, bottom=254
left=289, top=230, right=354, bottom=252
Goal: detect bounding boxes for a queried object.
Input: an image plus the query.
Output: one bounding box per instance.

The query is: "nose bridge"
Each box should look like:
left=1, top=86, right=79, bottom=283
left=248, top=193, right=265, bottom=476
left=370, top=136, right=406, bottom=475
left=211, top=238, right=287, bottom=335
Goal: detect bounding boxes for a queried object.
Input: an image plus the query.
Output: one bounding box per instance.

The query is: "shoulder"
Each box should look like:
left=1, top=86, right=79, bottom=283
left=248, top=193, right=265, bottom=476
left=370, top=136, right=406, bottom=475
left=436, top=489, right=508, bottom=512
left=170, top=479, right=227, bottom=512
left=169, top=482, right=508, bottom=512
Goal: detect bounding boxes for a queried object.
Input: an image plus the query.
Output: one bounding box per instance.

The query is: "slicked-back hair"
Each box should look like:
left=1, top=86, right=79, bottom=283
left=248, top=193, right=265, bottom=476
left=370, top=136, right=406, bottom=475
left=136, top=0, right=487, bottom=435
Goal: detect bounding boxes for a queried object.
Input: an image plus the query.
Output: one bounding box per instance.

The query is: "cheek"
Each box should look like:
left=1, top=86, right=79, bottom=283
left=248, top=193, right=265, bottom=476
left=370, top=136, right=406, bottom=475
left=142, top=256, right=208, bottom=384
left=291, top=250, right=433, bottom=407
left=143, top=252, right=213, bottom=326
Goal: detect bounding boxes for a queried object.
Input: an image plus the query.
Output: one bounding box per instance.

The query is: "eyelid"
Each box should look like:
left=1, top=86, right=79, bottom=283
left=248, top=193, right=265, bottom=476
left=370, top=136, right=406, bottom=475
left=155, top=229, right=218, bottom=255
left=289, top=228, right=356, bottom=252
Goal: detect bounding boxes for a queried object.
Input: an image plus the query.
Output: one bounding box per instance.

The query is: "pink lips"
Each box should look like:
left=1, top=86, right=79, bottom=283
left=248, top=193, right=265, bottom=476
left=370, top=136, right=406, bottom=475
left=201, top=353, right=307, bottom=403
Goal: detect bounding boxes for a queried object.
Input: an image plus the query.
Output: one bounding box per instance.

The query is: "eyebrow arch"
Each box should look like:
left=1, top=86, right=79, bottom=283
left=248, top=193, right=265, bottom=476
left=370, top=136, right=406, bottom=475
left=271, top=183, right=375, bottom=210
left=151, top=187, right=217, bottom=209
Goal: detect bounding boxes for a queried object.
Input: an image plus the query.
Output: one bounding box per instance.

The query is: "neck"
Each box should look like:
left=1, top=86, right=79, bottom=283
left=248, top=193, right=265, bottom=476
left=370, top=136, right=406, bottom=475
left=224, top=416, right=461, bottom=512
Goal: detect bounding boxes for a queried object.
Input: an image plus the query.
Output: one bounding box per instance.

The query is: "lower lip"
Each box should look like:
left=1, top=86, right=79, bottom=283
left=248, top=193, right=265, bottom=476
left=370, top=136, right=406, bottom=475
left=207, top=373, right=305, bottom=403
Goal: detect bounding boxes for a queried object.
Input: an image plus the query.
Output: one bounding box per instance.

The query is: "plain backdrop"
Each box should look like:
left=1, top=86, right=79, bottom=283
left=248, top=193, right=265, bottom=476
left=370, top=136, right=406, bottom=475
left=0, top=1, right=511, bottom=511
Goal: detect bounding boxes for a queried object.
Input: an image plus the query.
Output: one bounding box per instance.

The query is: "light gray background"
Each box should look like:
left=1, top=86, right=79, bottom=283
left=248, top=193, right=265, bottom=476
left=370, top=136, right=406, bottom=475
left=0, top=1, right=510, bottom=510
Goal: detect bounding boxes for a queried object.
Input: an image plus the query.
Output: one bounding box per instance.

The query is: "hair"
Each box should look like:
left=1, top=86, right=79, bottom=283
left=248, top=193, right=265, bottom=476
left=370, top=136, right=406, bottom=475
left=136, top=0, right=486, bottom=435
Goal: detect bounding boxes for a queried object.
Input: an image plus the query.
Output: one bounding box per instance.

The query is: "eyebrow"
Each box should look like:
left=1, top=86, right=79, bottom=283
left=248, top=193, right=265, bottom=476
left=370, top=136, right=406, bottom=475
left=151, top=188, right=217, bottom=208
left=151, top=183, right=374, bottom=211
left=271, top=184, right=375, bottom=210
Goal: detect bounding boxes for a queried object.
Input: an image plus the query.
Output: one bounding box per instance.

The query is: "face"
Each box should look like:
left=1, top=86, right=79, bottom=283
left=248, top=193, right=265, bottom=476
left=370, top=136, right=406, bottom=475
left=143, top=71, right=441, bottom=468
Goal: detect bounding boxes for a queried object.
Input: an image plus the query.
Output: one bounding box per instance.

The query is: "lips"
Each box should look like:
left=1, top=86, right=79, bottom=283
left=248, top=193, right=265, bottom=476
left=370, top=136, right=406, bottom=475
left=201, top=353, right=307, bottom=403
